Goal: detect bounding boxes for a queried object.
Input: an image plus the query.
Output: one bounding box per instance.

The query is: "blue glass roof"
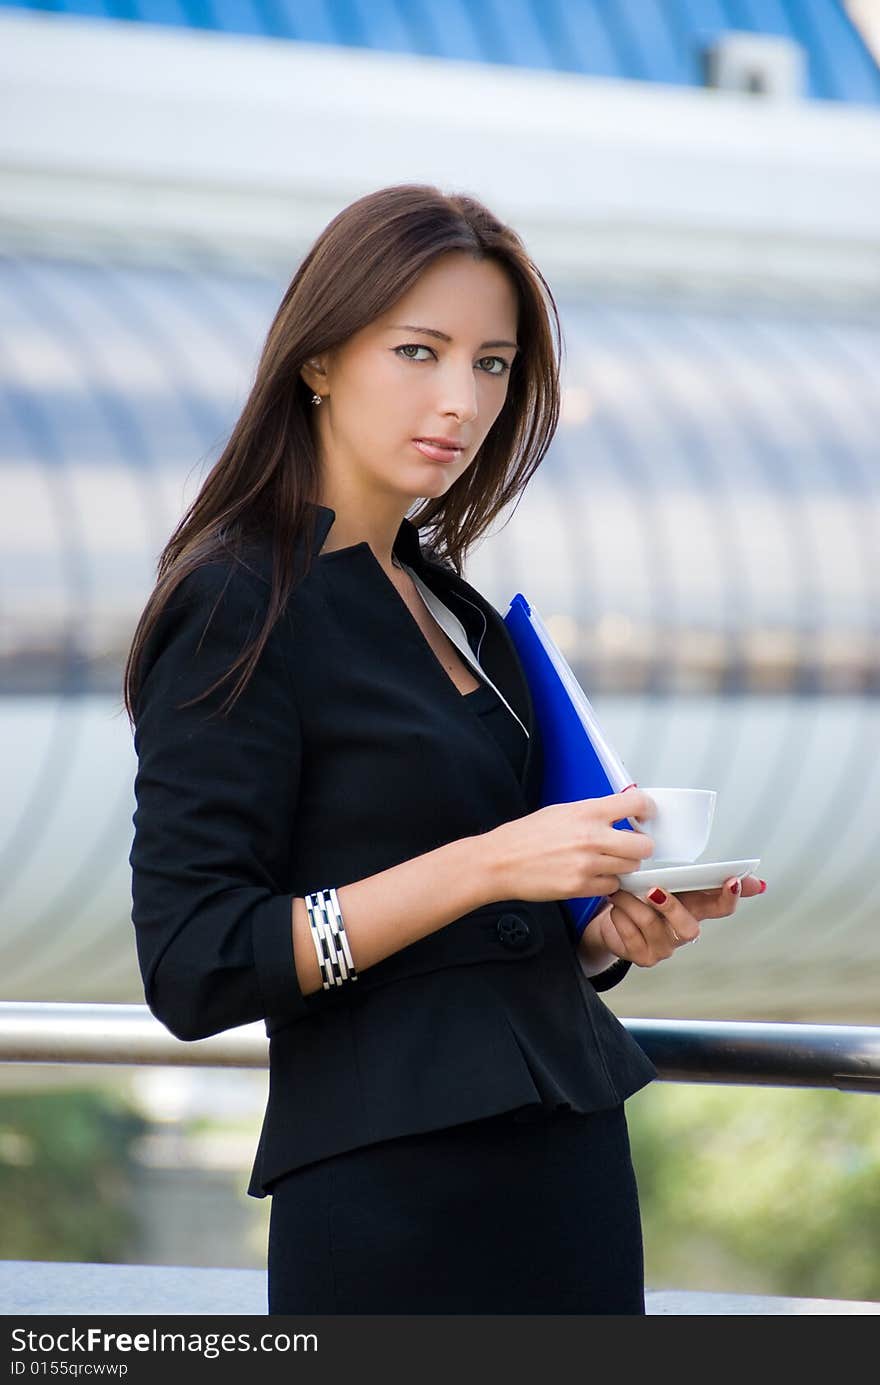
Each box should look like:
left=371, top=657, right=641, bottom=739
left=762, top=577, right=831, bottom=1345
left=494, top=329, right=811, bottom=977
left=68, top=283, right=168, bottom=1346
left=3, top=0, right=879, bottom=105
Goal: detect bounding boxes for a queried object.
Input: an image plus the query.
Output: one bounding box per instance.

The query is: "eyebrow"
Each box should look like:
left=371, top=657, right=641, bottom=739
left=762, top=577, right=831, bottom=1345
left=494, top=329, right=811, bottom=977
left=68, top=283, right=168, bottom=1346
left=388, top=324, right=519, bottom=352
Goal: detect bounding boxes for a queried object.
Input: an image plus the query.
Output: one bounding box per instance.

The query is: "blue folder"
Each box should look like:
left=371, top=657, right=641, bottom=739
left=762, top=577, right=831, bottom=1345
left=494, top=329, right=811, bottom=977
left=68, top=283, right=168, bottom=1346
left=504, top=592, right=640, bottom=939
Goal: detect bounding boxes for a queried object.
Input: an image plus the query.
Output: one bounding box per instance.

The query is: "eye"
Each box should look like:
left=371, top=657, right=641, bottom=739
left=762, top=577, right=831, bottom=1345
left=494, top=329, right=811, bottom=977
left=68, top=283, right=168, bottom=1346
left=394, top=344, right=511, bottom=375
left=395, top=344, right=434, bottom=363
left=480, top=356, right=511, bottom=376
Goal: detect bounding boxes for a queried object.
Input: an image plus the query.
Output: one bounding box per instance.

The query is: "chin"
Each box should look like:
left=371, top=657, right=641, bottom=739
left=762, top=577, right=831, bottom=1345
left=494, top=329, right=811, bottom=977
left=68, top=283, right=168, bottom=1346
left=401, top=469, right=452, bottom=500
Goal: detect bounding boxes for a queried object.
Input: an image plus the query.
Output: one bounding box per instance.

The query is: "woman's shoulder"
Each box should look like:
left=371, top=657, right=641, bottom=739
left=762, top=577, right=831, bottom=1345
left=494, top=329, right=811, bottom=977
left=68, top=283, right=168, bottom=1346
left=145, top=541, right=293, bottom=662
left=172, top=529, right=317, bottom=607
left=135, top=549, right=300, bottom=725
left=165, top=552, right=270, bottom=620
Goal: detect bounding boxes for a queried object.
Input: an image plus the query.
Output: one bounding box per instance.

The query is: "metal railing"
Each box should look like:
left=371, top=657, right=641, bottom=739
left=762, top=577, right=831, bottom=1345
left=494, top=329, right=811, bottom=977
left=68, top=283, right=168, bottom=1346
left=1, top=1002, right=879, bottom=1092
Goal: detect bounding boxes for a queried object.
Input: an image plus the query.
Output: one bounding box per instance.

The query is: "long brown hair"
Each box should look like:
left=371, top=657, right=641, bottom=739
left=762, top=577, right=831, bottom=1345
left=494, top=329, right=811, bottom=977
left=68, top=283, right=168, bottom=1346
left=122, top=183, right=563, bottom=726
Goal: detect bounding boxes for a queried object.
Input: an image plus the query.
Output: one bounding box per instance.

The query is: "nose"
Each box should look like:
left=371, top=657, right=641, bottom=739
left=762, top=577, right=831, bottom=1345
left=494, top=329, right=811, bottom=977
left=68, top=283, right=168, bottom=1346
left=438, top=361, right=479, bottom=425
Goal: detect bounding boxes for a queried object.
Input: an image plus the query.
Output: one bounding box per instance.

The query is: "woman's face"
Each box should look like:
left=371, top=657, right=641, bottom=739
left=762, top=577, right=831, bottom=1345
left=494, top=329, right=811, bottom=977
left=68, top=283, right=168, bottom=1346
left=305, top=251, right=520, bottom=508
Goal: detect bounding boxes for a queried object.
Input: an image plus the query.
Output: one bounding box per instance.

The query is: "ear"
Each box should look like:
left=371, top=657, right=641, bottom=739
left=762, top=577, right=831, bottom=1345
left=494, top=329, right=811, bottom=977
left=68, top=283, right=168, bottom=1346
left=300, top=356, right=329, bottom=394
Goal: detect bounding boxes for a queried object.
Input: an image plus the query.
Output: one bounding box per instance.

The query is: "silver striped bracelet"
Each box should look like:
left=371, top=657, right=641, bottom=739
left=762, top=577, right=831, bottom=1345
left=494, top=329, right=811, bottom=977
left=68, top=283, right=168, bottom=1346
left=304, top=887, right=358, bottom=989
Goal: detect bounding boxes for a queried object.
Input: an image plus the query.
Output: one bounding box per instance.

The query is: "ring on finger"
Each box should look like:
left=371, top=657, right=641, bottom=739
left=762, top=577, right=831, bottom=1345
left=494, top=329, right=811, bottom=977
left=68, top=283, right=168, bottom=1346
left=669, top=927, right=681, bottom=945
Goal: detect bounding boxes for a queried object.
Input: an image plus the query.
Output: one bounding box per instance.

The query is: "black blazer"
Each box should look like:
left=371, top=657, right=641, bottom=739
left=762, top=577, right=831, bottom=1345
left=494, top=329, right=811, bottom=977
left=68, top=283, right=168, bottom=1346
left=129, top=503, right=656, bottom=1197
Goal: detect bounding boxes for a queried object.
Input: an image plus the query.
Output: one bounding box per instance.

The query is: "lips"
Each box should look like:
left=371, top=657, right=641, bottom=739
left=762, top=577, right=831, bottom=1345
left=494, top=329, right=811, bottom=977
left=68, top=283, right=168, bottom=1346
left=412, top=439, right=464, bottom=463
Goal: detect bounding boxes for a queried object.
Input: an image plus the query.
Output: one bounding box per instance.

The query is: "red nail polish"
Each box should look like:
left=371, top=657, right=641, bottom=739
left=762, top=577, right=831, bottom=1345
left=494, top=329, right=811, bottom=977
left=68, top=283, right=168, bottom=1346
left=730, top=879, right=741, bottom=895
left=648, top=887, right=667, bottom=905
left=758, top=879, right=767, bottom=894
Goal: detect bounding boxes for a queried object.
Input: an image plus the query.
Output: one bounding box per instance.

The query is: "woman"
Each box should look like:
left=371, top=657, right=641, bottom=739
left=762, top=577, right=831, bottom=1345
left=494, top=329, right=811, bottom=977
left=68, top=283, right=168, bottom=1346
left=125, top=184, right=762, bottom=1314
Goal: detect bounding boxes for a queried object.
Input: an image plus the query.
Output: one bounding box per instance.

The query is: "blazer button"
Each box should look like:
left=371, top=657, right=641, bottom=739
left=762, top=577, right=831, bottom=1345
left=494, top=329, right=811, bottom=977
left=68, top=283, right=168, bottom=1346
left=496, top=912, right=531, bottom=950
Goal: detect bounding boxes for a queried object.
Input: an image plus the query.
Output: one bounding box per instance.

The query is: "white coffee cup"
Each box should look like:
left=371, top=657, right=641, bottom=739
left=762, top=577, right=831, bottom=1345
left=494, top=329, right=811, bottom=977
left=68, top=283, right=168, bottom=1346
left=628, top=787, right=717, bottom=866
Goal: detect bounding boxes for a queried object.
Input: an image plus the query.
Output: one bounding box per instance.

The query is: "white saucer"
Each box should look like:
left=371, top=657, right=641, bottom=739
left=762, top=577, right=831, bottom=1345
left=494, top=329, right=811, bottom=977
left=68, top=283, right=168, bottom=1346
left=618, top=858, right=761, bottom=894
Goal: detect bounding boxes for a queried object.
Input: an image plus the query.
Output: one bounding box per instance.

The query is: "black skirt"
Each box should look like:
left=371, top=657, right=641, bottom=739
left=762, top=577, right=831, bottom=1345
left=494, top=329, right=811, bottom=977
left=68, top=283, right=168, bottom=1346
left=266, top=1103, right=644, bottom=1315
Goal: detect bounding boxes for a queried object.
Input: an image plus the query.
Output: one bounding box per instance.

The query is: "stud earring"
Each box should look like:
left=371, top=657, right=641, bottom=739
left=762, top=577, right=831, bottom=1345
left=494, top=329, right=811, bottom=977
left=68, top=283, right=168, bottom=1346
left=311, top=393, right=322, bottom=406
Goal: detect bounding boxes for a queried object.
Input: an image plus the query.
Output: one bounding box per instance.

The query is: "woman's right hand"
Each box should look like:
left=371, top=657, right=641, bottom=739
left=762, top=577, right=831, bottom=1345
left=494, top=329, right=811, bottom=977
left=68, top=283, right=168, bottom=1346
left=484, top=788, right=657, bottom=903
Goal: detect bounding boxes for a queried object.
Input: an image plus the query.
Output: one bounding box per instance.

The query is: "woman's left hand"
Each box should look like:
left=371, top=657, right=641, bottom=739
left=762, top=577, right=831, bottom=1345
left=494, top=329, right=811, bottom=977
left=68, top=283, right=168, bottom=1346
left=587, top=873, right=766, bottom=969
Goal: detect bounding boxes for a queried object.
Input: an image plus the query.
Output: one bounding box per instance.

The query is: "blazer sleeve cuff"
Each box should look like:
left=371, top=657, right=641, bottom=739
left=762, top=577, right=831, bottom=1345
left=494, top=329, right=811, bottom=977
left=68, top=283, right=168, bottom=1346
left=252, top=894, right=312, bottom=1026
left=587, top=957, right=633, bottom=992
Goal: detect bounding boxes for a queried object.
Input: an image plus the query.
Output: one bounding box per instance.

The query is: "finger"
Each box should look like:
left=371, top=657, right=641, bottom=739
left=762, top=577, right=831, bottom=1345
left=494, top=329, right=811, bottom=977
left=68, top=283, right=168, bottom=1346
left=598, top=911, right=631, bottom=962
left=712, top=874, right=765, bottom=904
left=610, top=888, right=706, bottom=955
left=667, top=875, right=749, bottom=920
left=607, top=888, right=668, bottom=928
left=607, top=902, right=667, bottom=965
left=592, top=875, right=629, bottom=897
left=595, top=827, right=656, bottom=869
left=709, top=876, right=747, bottom=915
left=740, top=874, right=768, bottom=898
left=599, top=840, right=656, bottom=872
left=638, top=885, right=701, bottom=944
left=602, top=788, right=657, bottom=825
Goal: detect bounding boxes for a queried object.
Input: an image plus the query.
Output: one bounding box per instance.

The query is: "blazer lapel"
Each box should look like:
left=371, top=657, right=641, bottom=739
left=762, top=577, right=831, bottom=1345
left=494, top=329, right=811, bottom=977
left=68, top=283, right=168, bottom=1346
left=307, top=503, right=542, bottom=808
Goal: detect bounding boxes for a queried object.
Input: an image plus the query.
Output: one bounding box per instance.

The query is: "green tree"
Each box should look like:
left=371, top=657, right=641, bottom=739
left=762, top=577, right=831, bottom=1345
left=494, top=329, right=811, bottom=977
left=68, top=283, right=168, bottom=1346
left=628, top=1082, right=880, bottom=1301
left=0, top=1087, right=149, bottom=1262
